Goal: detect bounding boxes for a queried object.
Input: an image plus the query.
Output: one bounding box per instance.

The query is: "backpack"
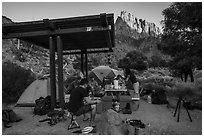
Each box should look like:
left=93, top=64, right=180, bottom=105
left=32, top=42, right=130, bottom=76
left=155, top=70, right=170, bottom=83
left=151, top=90, right=168, bottom=104
left=122, top=103, right=132, bottom=114
left=34, top=96, right=51, bottom=115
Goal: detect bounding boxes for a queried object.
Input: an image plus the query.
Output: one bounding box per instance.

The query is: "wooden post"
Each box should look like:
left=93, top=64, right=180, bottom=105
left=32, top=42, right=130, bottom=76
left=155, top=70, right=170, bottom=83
left=81, top=51, right=84, bottom=75
left=57, top=36, right=65, bottom=109
left=85, top=49, right=88, bottom=79
left=17, top=39, right=20, bottom=50
left=49, top=36, right=56, bottom=109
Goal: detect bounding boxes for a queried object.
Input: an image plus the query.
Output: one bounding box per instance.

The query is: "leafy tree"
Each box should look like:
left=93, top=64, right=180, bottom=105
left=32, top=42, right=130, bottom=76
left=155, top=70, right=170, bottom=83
left=159, top=2, right=202, bottom=82
left=118, top=50, right=148, bottom=71
left=72, top=53, right=105, bottom=71
left=89, top=54, right=102, bottom=69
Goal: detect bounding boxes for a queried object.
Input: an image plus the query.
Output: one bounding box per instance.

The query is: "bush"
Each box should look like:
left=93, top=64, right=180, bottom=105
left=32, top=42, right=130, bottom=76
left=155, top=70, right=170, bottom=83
left=168, top=81, right=202, bottom=101
left=118, top=50, right=148, bottom=71
left=2, top=61, right=36, bottom=104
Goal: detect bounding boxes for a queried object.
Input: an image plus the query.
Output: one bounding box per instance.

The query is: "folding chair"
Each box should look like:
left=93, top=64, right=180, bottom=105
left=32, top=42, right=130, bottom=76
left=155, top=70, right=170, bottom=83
left=67, top=112, right=80, bottom=130
left=65, top=102, right=80, bottom=130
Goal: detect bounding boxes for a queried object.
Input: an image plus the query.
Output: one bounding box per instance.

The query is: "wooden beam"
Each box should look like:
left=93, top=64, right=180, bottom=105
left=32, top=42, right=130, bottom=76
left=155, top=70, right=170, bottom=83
left=100, top=13, right=108, bottom=27
left=57, top=36, right=65, bottom=109
left=104, top=30, right=112, bottom=49
left=2, top=28, right=9, bottom=35
left=49, top=36, right=56, bottom=109
left=19, top=37, right=47, bottom=48
left=63, top=48, right=113, bottom=55
left=2, top=25, right=112, bottom=39
left=43, top=19, right=56, bottom=31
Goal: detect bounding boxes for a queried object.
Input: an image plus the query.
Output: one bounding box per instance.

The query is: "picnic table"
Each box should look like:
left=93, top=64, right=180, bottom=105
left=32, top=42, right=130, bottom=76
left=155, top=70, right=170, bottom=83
left=104, top=88, right=128, bottom=99
left=96, top=87, right=132, bottom=112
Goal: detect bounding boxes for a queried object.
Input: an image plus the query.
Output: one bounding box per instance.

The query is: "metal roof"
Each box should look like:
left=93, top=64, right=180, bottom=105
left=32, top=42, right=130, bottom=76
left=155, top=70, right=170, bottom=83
left=2, top=13, right=115, bottom=53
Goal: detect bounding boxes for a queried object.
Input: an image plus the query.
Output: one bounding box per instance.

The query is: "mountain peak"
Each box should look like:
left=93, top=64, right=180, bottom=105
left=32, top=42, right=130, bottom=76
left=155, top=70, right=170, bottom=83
left=116, top=11, right=161, bottom=38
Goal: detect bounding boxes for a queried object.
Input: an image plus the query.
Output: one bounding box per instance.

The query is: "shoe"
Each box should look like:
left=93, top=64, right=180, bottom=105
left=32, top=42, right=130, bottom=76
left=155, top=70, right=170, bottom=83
left=132, top=93, right=140, bottom=100
left=83, top=117, right=90, bottom=121
left=4, top=123, right=12, bottom=128
left=15, top=118, right=22, bottom=122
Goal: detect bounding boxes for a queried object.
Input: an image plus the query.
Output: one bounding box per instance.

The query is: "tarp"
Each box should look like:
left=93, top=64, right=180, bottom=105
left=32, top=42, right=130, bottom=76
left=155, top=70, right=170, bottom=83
left=88, top=66, right=124, bottom=85
left=16, top=77, right=59, bottom=107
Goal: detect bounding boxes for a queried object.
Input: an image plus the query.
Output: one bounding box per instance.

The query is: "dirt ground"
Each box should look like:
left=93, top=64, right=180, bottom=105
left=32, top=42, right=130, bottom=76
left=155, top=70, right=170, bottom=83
left=2, top=97, right=202, bottom=135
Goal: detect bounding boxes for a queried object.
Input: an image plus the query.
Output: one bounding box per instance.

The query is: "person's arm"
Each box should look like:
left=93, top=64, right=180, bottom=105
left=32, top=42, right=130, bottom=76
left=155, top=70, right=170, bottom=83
left=67, top=81, right=74, bottom=92
left=95, top=81, right=99, bottom=87
left=125, top=75, right=130, bottom=82
left=84, top=97, right=101, bottom=105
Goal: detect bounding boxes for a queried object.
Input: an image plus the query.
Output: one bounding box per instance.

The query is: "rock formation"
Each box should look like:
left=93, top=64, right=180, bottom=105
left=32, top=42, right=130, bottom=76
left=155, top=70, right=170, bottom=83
left=115, top=11, right=161, bottom=39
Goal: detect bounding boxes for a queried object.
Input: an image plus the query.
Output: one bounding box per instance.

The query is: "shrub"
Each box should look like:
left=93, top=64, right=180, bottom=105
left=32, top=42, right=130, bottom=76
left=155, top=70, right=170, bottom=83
left=118, top=50, right=148, bottom=71
left=2, top=61, right=36, bottom=104
left=169, top=81, right=201, bottom=101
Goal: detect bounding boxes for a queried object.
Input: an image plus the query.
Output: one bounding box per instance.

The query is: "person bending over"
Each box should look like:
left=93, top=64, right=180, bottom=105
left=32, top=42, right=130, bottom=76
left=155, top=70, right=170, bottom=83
left=69, top=78, right=101, bottom=126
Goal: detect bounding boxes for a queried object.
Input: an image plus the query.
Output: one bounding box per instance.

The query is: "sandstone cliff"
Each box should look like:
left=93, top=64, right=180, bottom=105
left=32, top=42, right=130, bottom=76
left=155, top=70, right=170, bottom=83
left=115, top=11, right=161, bottom=39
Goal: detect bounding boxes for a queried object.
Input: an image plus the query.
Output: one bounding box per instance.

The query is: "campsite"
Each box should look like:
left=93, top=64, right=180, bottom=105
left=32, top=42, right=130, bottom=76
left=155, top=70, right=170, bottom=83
left=2, top=2, right=202, bottom=135
left=2, top=67, right=202, bottom=135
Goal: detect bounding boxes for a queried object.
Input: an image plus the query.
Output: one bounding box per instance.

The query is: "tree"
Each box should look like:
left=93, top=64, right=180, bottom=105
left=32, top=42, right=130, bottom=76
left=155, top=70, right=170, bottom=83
left=159, top=2, right=202, bottom=82
left=118, top=50, right=148, bottom=71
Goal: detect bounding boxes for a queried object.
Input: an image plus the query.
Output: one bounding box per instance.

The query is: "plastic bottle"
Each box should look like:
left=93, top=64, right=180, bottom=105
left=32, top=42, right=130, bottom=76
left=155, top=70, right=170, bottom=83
left=147, top=95, right=152, bottom=104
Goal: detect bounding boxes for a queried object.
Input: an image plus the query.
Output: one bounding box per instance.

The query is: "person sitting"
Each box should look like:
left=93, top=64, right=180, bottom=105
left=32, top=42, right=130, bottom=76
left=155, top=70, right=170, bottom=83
left=68, top=78, right=101, bottom=126
left=99, top=101, right=134, bottom=134
left=89, top=76, right=105, bottom=97
left=117, top=75, right=125, bottom=87
left=89, top=77, right=98, bottom=93
left=89, top=76, right=98, bottom=89
left=66, top=71, right=84, bottom=94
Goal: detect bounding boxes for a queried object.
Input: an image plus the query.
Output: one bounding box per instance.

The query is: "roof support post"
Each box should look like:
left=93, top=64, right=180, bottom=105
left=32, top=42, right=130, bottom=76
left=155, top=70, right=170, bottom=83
left=85, top=49, right=88, bottom=79
left=57, top=35, right=65, bottom=109
left=81, top=51, right=84, bottom=75
left=49, top=36, right=56, bottom=109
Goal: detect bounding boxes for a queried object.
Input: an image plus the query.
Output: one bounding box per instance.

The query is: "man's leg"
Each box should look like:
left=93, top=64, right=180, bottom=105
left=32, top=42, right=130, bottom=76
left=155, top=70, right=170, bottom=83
left=133, top=82, right=140, bottom=100
left=90, top=104, right=97, bottom=125
left=75, top=105, right=97, bottom=126
left=83, top=113, right=89, bottom=121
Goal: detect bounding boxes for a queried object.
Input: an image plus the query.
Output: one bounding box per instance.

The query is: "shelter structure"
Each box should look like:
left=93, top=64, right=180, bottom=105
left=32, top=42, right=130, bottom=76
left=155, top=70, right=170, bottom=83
left=3, top=13, right=115, bottom=109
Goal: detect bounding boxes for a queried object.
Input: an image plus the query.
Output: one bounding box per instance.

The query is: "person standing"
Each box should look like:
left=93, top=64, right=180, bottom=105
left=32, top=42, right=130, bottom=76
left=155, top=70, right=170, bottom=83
left=124, top=68, right=140, bottom=100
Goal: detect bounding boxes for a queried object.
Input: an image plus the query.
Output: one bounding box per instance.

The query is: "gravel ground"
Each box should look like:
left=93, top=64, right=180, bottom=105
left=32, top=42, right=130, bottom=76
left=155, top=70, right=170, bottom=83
left=2, top=98, right=202, bottom=135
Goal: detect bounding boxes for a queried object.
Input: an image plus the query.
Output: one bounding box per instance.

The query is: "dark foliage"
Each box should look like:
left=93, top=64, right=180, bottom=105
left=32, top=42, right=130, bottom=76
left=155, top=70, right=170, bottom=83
left=159, top=2, right=202, bottom=81
left=118, top=50, right=148, bottom=71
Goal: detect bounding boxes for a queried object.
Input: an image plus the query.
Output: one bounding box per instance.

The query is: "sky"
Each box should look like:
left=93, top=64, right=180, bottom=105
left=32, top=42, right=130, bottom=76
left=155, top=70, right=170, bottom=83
left=2, top=2, right=171, bottom=29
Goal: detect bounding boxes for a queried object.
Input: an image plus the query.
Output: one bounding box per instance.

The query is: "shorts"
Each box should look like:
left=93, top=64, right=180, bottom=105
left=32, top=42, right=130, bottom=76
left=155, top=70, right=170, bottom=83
left=75, top=104, right=92, bottom=116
